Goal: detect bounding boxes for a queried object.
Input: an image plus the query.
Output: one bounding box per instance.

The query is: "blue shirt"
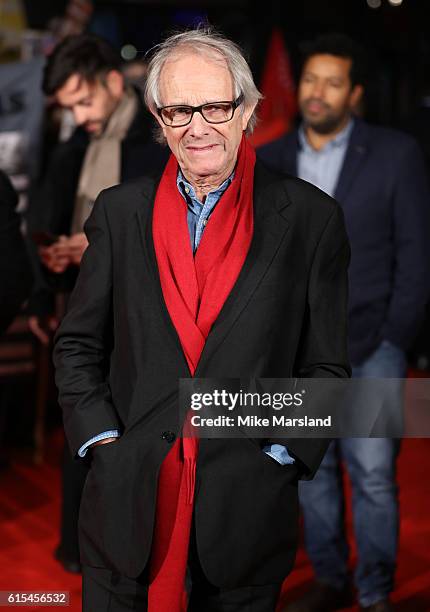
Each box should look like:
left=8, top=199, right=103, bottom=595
left=298, top=118, right=354, bottom=197
left=78, top=169, right=294, bottom=467
left=177, top=169, right=233, bottom=253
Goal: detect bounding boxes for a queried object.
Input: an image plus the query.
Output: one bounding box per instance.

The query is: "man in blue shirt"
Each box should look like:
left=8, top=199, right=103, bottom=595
left=259, top=33, right=430, bottom=612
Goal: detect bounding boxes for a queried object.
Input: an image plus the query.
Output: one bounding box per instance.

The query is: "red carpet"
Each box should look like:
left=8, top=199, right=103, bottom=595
left=0, top=429, right=429, bottom=611
left=278, top=438, right=430, bottom=612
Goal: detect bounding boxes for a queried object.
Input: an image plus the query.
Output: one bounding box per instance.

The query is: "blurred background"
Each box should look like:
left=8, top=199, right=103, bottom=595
left=0, top=1, right=429, bottom=610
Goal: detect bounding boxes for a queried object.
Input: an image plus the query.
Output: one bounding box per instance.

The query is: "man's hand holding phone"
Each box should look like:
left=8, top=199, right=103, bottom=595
left=37, top=233, right=89, bottom=272
left=38, top=235, right=70, bottom=273
left=29, top=232, right=90, bottom=344
left=67, top=232, right=89, bottom=265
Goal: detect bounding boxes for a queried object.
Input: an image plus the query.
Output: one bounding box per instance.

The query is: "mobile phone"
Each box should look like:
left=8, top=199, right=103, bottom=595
left=31, top=231, right=59, bottom=246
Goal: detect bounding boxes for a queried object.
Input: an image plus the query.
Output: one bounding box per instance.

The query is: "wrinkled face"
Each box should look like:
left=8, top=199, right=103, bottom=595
left=155, top=52, right=254, bottom=184
left=56, top=71, right=123, bottom=136
left=298, top=54, right=362, bottom=134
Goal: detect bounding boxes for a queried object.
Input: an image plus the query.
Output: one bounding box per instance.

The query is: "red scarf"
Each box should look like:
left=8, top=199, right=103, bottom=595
left=148, top=135, right=255, bottom=610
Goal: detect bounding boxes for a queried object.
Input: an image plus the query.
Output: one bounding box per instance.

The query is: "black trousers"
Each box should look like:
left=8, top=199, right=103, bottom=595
left=82, top=515, right=283, bottom=611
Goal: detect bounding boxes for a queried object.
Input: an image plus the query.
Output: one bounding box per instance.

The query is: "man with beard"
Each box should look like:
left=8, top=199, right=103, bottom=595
left=259, top=34, right=430, bottom=612
left=26, top=34, right=168, bottom=573
left=27, top=34, right=168, bottom=344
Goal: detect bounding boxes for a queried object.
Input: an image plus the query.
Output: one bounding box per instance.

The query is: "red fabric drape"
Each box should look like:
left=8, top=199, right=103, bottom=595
left=249, top=28, right=297, bottom=148
left=148, top=136, right=256, bottom=610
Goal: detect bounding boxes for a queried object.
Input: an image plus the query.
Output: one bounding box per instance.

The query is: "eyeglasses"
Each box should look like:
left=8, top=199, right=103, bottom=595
left=157, top=93, right=244, bottom=127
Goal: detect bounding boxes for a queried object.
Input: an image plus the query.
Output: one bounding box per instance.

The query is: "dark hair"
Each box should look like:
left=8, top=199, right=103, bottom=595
left=300, top=33, right=367, bottom=88
left=42, top=34, right=121, bottom=95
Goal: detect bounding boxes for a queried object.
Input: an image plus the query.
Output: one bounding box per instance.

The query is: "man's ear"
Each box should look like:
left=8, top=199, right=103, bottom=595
left=105, top=70, right=124, bottom=98
left=350, top=84, right=364, bottom=110
left=241, top=102, right=257, bottom=131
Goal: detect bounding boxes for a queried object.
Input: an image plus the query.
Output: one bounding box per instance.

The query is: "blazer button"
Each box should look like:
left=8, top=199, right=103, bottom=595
left=161, top=431, right=176, bottom=443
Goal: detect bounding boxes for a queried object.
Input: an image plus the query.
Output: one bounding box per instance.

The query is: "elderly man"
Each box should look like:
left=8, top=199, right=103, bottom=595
left=54, top=28, right=351, bottom=611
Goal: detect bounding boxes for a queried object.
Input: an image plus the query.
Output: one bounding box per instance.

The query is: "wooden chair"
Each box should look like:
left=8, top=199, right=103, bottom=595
left=0, top=314, right=51, bottom=464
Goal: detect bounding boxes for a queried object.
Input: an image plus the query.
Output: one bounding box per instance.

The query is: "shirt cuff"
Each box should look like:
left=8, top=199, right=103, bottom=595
left=78, top=430, right=120, bottom=458
left=262, top=444, right=295, bottom=465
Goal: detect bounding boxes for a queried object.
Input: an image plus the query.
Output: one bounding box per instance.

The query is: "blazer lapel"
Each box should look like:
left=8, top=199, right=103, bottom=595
left=136, top=174, right=192, bottom=372
left=334, top=119, right=369, bottom=203
left=136, top=175, right=159, bottom=286
left=195, top=161, right=292, bottom=376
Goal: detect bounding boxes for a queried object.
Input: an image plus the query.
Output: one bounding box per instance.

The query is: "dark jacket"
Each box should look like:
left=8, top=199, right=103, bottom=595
left=53, top=160, right=350, bottom=585
left=26, top=92, right=169, bottom=315
left=0, top=170, right=32, bottom=335
left=258, top=119, right=430, bottom=365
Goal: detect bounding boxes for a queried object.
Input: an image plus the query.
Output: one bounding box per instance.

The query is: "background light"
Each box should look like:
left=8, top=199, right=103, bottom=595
left=121, top=44, right=137, bottom=61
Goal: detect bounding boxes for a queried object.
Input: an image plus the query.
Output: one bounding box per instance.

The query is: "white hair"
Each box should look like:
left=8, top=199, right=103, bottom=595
left=144, top=26, right=262, bottom=141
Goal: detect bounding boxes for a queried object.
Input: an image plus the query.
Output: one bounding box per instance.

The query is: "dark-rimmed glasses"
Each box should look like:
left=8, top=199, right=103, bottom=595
left=157, top=93, right=244, bottom=127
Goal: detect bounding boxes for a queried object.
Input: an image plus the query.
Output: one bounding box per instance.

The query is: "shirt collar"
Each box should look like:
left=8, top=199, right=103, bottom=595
left=298, top=117, right=354, bottom=153
left=176, top=168, right=234, bottom=207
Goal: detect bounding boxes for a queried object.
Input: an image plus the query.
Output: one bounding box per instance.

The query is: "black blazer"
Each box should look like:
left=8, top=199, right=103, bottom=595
left=258, top=119, right=430, bottom=365
left=53, top=160, right=351, bottom=586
